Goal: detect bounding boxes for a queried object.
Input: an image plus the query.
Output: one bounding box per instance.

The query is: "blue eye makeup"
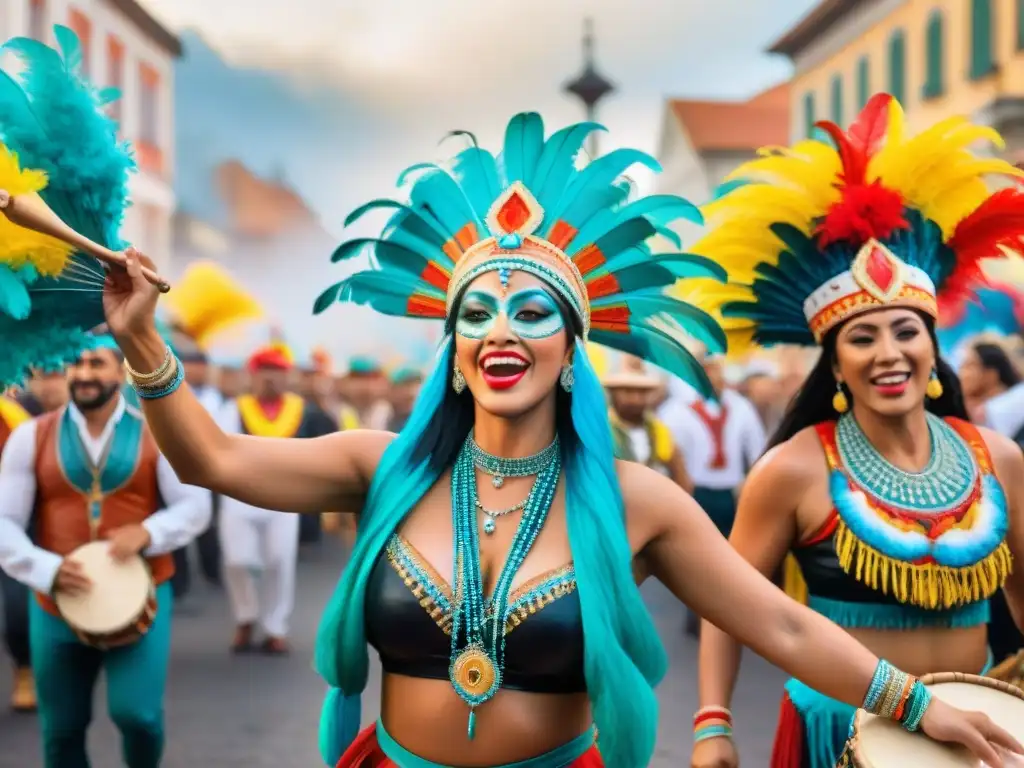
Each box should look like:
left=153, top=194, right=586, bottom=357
left=455, top=286, right=565, bottom=341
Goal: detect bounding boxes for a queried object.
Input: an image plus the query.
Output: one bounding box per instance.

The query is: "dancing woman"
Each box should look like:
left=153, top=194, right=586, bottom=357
left=102, top=114, right=1017, bottom=768
left=689, top=94, right=1024, bottom=768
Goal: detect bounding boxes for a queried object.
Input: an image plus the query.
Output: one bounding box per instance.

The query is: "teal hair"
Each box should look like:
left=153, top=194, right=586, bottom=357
left=315, top=336, right=666, bottom=767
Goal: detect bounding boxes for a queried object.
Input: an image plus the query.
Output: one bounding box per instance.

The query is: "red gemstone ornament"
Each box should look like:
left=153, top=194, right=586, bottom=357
left=496, top=191, right=531, bottom=233
left=864, top=244, right=895, bottom=293
left=851, top=238, right=904, bottom=302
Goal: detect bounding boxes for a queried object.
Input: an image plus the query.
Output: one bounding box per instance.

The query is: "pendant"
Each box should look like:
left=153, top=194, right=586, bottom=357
left=450, top=645, right=499, bottom=704
left=483, top=517, right=496, bottom=535
left=492, top=475, right=504, bottom=489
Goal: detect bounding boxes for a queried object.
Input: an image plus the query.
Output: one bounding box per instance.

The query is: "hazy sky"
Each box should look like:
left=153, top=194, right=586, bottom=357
left=137, top=0, right=819, bottom=359
left=143, top=0, right=815, bottom=207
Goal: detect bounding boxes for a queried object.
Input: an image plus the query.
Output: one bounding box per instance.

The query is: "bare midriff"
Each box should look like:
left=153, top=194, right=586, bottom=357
left=846, top=624, right=990, bottom=679
left=380, top=674, right=592, bottom=766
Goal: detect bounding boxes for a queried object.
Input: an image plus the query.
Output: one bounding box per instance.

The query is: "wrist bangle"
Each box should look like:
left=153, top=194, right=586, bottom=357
left=133, top=355, right=184, bottom=400
left=694, top=723, right=732, bottom=743
left=126, top=345, right=172, bottom=383
left=693, top=706, right=732, bottom=728
left=863, top=660, right=932, bottom=732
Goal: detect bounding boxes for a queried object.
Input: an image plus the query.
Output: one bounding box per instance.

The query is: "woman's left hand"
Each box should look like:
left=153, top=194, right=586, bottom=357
left=919, top=697, right=1023, bottom=766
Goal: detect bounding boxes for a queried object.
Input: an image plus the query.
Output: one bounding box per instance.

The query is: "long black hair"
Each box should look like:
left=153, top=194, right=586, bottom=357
left=767, top=314, right=968, bottom=450
left=409, top=286, right=583, bottom=470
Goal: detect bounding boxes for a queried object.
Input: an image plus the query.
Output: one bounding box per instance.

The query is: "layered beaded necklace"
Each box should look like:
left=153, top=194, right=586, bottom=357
left=835, top=411, right=978, bottom=512
left=449, top=435, right=561, bottom=739
left=469, top=434, right=559, bottom=535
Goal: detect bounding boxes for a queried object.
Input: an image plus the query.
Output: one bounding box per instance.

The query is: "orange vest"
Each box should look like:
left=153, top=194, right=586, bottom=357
left=32, top=408, right=173, bottom=615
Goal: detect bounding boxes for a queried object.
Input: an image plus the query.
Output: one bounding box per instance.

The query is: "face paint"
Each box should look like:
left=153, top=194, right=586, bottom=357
left=456, top=285, right=566, bottom=341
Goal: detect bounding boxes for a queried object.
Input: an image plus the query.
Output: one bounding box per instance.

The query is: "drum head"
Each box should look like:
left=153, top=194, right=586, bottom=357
left=54, top=541, right=152, bottom=635
left=856, top=677, right=1024, bottom=767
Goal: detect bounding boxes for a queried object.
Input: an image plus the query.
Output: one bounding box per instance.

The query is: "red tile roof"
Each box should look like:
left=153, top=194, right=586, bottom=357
left=669, top=82, right=790, bottom=152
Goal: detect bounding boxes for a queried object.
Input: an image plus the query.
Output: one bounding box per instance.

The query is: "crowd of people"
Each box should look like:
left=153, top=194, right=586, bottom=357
left=1, top=26, right=1024, bottom=768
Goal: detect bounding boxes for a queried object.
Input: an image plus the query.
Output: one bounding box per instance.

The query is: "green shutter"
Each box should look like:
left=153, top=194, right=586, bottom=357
left=1018, top=0, right=1024, bottom=50
left=830, top=75, right=843, bottom=124
left=888, top=30, right=906, bottom=103
left=803, top=91, right=816, bottom=138
left=923, top=11, right=944, bottom=98
left=970, top=0, right=995, bottom=79
left=856, top=56, right=870, bottom=109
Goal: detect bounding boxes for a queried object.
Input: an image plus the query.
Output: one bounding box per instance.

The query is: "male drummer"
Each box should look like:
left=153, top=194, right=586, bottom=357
left=0, top=335, right=211, bottom=768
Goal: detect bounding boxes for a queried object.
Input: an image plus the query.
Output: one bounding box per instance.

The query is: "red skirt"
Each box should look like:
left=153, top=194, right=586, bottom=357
left=770, top=691, right=805, bottom=768
left=336, top=724, right=604, bottom=767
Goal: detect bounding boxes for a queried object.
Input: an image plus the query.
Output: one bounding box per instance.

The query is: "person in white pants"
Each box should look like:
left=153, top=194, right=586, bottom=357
left=214, top=344, right=307, bottom=655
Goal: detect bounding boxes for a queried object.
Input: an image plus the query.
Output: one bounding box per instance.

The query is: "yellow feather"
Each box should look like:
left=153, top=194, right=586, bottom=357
left=0, top=144, right=74, bottom=276
left=161, top=262, right=264, bottom=349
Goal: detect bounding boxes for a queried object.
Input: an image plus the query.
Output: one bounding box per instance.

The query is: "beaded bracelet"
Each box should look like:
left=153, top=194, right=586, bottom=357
left=693, top=706, right=733, bottom=743
left=132, top=354, right=184, bottom=400
left=863, top=660, right=933, bottom=732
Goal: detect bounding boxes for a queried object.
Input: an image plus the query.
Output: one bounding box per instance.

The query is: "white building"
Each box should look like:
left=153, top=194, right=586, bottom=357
left=0, top=0, right=180, bottom=271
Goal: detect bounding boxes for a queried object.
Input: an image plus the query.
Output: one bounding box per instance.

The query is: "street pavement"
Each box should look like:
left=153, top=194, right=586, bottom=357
left=0, top=539, right=788, bottom=767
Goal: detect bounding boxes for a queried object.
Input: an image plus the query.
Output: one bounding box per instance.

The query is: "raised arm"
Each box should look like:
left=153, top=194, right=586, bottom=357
left=104, top=250, right=392, bottom=514
left=621, top=459, right=1022, bottom=766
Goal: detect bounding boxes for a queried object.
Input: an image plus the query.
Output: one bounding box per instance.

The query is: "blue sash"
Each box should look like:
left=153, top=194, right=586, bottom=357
left=56, top=405, right=144, bottom=528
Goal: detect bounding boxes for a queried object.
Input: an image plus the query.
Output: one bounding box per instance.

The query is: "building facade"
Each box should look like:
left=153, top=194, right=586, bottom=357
left=771, top=0, right=1024, bottom=154
left=0, top=0, right=180, bottom=270
left=654, top=83, right=790, bottom=240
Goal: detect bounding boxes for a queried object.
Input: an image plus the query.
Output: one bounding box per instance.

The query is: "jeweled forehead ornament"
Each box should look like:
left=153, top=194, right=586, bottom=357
left=802, top=238, right=938, bottom=342
left=446, top=181, right=591, bottom=337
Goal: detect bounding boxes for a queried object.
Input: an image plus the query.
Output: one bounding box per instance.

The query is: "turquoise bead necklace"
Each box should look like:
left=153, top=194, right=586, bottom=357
left=449, top=434, right=561, bottom=740
left=469, top=433, right=560, bottom=488
left=835, top=411, right=978, bottom=512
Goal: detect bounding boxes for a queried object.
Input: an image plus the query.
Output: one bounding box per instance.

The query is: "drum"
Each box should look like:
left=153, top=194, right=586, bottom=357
left=838, top=673, right=1024, bottom=766
left=53, top=541, right=157, bottom=649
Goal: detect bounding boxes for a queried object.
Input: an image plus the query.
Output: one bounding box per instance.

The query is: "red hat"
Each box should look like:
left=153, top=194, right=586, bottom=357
left=247, top=343, right=294, bottom=372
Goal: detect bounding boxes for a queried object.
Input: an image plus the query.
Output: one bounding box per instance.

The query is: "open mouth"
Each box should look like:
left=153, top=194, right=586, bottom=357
left=870, top=371, right=911, bottom=396
left=479, top=353, right=530, bottom=390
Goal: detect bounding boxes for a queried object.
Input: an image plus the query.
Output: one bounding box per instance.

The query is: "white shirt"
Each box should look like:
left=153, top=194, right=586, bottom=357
left=659, top=388, right=766, bottom=489
left=0, top=397, right=212, bottom=595
left=193, top=384, right=225, bottom=416
left=984, top=382, right=1024, bottom=439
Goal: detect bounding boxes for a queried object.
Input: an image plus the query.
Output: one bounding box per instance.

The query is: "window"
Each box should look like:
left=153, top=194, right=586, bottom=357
left=856, top=56, right=870, bottom=109
left=970, top=0, right=995, bottom=79
left=67, top=8, right=91, bottom=76
left=1018, top=0, right=1024, bottom=49
left=803, top=91, right=816, bottom=139
left=830, top=75, right=844, bottom=125
left=107, top=36, right=124, bottom=122
left=138, top=63, right=163, bottom=174
left=888, top=29, right=906, bottom=104
left=29, top=0, right=46, bottom=42
left=923, top=11, right=944, bottom=98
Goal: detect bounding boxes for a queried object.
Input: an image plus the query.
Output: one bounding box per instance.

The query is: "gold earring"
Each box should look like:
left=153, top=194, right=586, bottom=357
left=832, top=382, right=849, bottom=413
left=452, top=358, right=466, bottom=394
left=926, top=369, right=943, bottom=400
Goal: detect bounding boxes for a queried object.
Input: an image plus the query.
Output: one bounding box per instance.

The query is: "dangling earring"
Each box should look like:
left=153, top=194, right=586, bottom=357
left=926, top=368, right=943, bottom=400
left=452, top=358, right=466, bottom=394
left=559, top=361, right=574, bottom=393
left=832, top=381, right=849, bottom=413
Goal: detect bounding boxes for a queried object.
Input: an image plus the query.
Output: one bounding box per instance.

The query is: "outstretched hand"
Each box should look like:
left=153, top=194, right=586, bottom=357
left=103, top=247, right=160, bottom=340
left=919, top=698, right=1023, bottom=766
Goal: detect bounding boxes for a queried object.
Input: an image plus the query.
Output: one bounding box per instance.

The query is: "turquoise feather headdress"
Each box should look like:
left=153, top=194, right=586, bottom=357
left=314, top=113, right=727, bottom=397
left=0, top=26, right=134, bottom=386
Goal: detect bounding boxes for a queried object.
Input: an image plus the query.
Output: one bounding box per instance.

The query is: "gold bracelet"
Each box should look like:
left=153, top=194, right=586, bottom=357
left=133, top=355, right=180, bottom=392
left=126, top=345, right=172, bottom=383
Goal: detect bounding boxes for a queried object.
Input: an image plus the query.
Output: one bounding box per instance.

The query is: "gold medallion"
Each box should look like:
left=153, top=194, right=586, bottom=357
left=450, top=646, right=498, bottom=700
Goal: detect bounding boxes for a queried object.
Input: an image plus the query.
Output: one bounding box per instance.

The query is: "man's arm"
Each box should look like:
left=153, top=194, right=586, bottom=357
left=0, top=421, right=62, bottom=593
left=142, top=456, right=214, bottom=556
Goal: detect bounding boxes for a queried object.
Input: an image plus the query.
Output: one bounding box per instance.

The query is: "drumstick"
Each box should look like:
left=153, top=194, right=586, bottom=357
left=0, top=189, right=171, bottom=293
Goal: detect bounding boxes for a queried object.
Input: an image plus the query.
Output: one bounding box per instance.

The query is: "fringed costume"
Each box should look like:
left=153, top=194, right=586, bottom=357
left=312, top=113, right=728, bottom=767
left=689, top=93, right=1024, bottom=767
